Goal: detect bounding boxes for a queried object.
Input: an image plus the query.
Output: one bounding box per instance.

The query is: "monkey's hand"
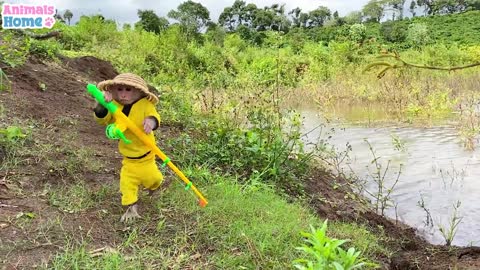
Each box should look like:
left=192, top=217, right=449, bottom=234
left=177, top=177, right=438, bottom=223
left=103, top=91, right=113, bottom=102
left=143, top=117, right=157, bottom=134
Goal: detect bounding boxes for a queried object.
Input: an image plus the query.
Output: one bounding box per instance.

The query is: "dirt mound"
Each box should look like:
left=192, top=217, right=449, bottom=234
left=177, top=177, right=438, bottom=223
left=2, top=55, right=115, bottom=121
left=0, top=55, right=122, bottom=269
left=61, top=55, right=119, bottom=81
left=0, top=55, right=121, bottom=151
left=2, top=55, right=480, bottom=269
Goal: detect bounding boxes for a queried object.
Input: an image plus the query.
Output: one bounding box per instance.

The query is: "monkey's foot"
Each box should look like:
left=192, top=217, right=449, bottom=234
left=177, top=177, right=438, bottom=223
left=120, top=204, right=141, bottom=222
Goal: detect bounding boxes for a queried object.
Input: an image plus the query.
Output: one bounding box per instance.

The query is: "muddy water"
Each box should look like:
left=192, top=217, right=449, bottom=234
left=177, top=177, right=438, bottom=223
left=299, top=105, right=480, bottom=246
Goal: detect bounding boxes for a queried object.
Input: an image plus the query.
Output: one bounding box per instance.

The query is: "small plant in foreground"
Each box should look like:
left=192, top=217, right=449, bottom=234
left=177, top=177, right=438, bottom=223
left=0, top=126, right=28, bottom=161
left=364, top=139, right=402, bottom=217
left=293, top=220, right=378, bottom=270
left=0, top=68, right=11, bottom=91
left=439, top=200, right=463, bottom=246
left=0, top=126, right=27, bottom=144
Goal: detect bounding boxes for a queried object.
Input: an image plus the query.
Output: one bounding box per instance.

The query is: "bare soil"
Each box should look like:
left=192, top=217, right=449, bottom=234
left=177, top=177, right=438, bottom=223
left=1, top=56, right=480, bottom=269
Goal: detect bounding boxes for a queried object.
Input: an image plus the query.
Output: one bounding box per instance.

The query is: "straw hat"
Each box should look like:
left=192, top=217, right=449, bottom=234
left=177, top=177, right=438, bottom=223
left=97, top=73, right=158, bottom=104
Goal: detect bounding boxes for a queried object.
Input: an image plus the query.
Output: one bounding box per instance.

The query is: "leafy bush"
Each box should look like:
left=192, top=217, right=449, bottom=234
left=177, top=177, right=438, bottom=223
left=406, top=23, right=432, bottom=48
left=167, top=108, right=311, bottom=188
left=28, top=39, right=60, bottom=59
left=57, top=16, right=119, bottom=51
left=349, top=24, right=367, bottom=44
left=0, top=31, right=30, bottom=68
left=380, top=21, right=408, bottom=43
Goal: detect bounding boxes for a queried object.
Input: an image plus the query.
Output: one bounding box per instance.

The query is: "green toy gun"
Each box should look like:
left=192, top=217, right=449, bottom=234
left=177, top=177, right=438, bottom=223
left=87, top=84, right=208, bottom=207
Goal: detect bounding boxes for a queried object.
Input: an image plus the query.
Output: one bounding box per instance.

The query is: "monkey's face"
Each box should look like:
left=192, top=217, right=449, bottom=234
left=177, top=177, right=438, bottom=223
left=110, top=85, right=144, bottom=105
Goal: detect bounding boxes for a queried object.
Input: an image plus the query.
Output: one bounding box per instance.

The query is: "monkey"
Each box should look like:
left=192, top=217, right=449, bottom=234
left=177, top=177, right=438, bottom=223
left=93, top=73, right=162, bottom=222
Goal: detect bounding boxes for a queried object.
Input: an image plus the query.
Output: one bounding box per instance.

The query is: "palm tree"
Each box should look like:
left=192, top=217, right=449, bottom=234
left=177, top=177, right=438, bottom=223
left=63, top=9, right=73, bottom=25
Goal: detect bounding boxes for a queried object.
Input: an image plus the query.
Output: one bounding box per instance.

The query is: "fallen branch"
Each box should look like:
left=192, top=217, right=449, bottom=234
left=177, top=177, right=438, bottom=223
left=89, top=246, right=116, bottom=257
left=0, top=203, right=18, bottom=208
left=364, top=51, right=480, bottom=78
left=16, top=29, right=61, bottom=40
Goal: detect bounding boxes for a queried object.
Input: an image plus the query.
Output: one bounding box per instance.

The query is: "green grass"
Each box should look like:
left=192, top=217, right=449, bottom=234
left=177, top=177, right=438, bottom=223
left=328, top=222, right=392, bottom=260
left=0, top=122, right=31, bottom=171
left=47, top=245, right=126, bottom=270
left=168, top=177, right=316, bottom=268
left=47, top=181, right=116, bottom=213
left=46, top=169, right=391, bottom=269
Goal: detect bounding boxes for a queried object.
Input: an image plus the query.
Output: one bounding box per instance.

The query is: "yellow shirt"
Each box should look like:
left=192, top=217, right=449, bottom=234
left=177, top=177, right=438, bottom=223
left=94, top=98, right=161, bottom=158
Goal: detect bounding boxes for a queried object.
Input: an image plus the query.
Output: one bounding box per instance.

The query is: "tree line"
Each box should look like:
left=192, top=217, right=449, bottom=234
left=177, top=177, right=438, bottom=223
left=132, top=0, right=480, bottom=34
left=2, top=0, right=479, bottom=46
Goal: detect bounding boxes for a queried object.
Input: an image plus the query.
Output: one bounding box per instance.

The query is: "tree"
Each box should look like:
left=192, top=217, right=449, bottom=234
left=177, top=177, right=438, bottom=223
left=218, top=0, right=258, bottom=32
left=268, top=4, right=290, bottom=31
left=344, top=11, right=363, bottom=24
left=168, top=0, right=210, bottom=39
left=63, top=9, right=73, bottom=25
left=308, top=6, right=331, bottom=27
left=219, top=7, right=236, bottom=31
left=54, top=9, right=65, bottom=23
left=409, top=0, right=417, bottom=16
left=419, top=0, right=480, bottom=14
left=330, top=10, right=346, bottom=26
left=431, top=0, right=471, bottom=14
left=252, top=8, right=274, bottom=31
left=415, top=0, right=435, bottom=15
left=298, top=13, right=309, bottom=28
left=382, top=0, right=406, bottom=20
left=362, top=0, right=385, bottom=22
left=205, top=22, right=226, bottom=46
left=466, top=0, right=480, bottom=10
left=288, top=7, right=303, bottom=28
left=288, top=7, right=309, bottom=28
left=243, top=3, right=258, bottom=28
left=251, top=4, right=290, bottom=32
left=136, top=10, right=169, bottom=34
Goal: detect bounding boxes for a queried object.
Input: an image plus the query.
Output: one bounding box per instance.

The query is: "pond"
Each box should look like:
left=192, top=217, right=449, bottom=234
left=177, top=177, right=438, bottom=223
left=299, top=103, right=480, bottom=246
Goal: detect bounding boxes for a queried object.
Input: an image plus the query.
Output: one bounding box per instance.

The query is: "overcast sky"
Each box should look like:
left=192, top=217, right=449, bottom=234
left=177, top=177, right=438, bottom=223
left=6, top=0, right=370, bottom=25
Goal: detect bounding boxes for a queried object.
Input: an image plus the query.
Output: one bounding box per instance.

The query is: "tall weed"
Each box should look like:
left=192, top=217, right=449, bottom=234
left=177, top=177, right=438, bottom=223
left=293, top=220, right=378, bottom=270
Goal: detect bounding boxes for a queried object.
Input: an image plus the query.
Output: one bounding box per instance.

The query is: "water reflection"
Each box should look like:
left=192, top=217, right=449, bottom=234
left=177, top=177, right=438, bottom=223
left=300, top=106, right=480, bottom=246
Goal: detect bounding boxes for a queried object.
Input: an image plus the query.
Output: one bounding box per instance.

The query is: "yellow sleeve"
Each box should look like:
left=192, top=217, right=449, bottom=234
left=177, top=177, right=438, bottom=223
left=93, top=101, right=121, bottom=126
left=94, top=112, right=113, bottom=126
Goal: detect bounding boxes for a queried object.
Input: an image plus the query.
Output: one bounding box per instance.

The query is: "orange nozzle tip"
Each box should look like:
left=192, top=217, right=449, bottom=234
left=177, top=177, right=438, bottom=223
left=199, top=200, right=208, bottom=207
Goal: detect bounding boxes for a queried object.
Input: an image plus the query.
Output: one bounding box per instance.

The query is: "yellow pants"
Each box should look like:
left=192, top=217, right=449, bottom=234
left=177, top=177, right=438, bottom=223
left=120, top=152, right=163, bottom=206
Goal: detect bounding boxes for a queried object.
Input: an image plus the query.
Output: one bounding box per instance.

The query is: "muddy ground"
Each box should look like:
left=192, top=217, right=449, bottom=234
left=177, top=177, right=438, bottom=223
left=1, top=55, right=480, bottom=269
